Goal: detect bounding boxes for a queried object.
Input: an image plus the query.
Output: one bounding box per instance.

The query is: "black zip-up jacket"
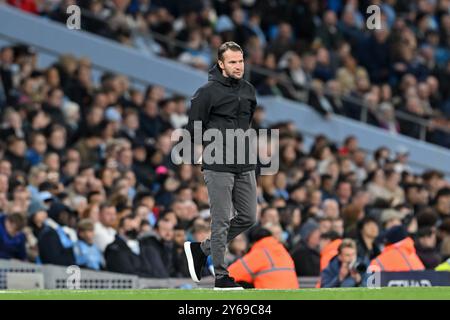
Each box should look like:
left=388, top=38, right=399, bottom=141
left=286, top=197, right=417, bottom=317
left=186, top=65, right=257, bottom=173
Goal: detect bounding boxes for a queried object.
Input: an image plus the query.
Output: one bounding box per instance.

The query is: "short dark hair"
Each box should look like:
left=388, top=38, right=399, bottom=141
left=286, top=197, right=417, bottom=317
left=6, top=213, right=26, bottom=231
left=218, top=41, right=243, bottom=61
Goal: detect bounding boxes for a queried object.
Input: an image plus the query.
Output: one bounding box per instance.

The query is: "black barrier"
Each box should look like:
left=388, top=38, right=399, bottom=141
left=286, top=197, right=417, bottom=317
left=379, top=271, right=450, bottom=287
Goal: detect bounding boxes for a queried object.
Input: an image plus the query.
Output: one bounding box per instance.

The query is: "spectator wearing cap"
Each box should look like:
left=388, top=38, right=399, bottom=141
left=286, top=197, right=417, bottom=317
left=74, top=219, right=103, bottom=270
left=0, top=213, right=27, bottom=260
left=291, top=218, right=321, bottom=276
left=370, top=225, right=425, bottom=272
left=415, top=227, right=441, bottom=269
left=38, top=202, right=78, bottom=266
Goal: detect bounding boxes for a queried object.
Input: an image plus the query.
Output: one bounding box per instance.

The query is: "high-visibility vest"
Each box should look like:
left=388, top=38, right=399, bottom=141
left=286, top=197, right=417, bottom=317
left=316, top=239, right=343, bottom=288
left=435, top=259, right=450, bottom=272
left=370, top=237, right=425, bottom=271
left=228, top=236, right=299, bottom=289
left=320, top=239, right=343, bottom=271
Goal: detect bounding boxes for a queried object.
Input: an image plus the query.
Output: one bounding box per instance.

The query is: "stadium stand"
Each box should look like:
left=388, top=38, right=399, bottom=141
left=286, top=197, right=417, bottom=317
left=0, top=1, right=450, bottom=289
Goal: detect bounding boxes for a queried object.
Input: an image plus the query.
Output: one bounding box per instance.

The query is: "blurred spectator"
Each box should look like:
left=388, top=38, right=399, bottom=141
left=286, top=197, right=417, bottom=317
left=74, top=218, right=103, bottom=270
left=94, top=203, right=117, bottom=252
left=0, top=212, right=27, bottom=260
left=319, top=231, right=342, bottom=272
left=320, top=238, right=364, bottom=288
left=355, top=216, right=381, bottom=265
left=415, top=227, right=441, bottom=269
left=140, top=218, right=181, bottom=278
left=228, top=226, right=299, bottom=289
left=291, top=219, right=321, bottom=276
left=38, top=203, right=77, bottom=266
left=104, top=215, right=152, bottom=277
left=370, top=226, right=425, bottom=272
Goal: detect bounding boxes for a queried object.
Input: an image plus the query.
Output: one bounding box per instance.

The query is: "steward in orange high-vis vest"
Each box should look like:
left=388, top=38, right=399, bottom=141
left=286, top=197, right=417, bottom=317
left=228, top=228, right=299, bottom=289
left=321, top=238, right=343, bottom=271
left=370, top=225, right=425, bottom=271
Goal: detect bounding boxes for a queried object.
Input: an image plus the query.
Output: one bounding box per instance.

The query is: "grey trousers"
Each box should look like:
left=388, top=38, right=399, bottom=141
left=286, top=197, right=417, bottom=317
left=200, top=169, right=257, bottom=278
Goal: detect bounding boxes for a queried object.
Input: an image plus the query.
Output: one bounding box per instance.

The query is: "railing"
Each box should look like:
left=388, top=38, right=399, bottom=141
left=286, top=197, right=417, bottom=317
left=2, top=4, right=450, bottom=177
left=113, top=12, right=449, bottom=146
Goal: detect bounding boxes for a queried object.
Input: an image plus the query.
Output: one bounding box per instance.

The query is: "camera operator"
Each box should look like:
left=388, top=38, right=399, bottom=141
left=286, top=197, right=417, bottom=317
left=320, top=238, right=366, bottom=288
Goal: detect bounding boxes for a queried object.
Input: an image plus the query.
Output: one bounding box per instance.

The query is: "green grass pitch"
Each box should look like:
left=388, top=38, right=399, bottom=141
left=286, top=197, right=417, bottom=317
left=0, top=287, right=450, bottom=300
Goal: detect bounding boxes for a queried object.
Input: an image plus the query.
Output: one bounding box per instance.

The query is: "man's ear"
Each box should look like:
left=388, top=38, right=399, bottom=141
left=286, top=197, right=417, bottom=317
left=218, top=59, right=224, bottom=69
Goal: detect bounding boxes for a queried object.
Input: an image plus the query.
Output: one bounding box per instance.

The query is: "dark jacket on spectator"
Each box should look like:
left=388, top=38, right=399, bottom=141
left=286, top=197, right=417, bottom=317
left=104, top=235, right=153, bottom=277
left=140, top=233, right=176, bottom=278
left=291, top=240, right=320, bottom=276
left=416, top=243, right=441, bottom=269
left=38, top=222, right=76, bottom=266
left=356, top=235, right=382, bottom=266
left=4, top=150, right=30, bottom=173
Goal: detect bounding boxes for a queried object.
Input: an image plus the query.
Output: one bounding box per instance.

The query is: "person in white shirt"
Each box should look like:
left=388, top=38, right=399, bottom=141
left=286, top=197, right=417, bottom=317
left=94, top=203, right=117, bottom=252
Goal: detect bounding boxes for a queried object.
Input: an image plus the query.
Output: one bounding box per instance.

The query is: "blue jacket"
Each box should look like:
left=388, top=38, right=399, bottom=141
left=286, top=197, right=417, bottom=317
left=74, top=240, right=103, bottom=270
left=0, top=215, right=26, bottom=260
left=320, top=256, right=360, bottom=288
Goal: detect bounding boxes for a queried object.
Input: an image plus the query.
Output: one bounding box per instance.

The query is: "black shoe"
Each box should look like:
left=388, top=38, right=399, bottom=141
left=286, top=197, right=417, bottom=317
left=214, top=275, right=244, bottom=290
left=184, top=241, right=207, bottom=282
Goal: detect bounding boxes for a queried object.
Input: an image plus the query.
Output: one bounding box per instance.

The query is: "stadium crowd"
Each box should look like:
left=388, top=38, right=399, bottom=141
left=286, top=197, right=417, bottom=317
left=1, top=41, right=450, bottom=287
left=5, top=0, right=450, bottom=147
left=0, top=1, right=450, bottom=286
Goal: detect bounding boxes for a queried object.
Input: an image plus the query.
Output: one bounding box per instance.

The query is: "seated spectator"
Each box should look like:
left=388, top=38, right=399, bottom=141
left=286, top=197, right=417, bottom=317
left=415, top=227, right=441, bottom=269
left=291, top=219, right=321, bottom=276
left=140, top=219, right=179, bottom=278
left=104, top=215, right=153, bottom=277
left=94, top=203, right=117, bottom=252
left=228, top=226, right=299, bottom=289
left=370, top=225, right=425, bottom=271
left=38, top=203, right=78, bottom=266
left=74, top=219, right=103, bottom=270
left=0, top=212, right=27, bottom=260
left=173, top=224, right=190, bottom=278
left=356, top=216, right=381, bottom=265
left=320, top=238, right=364, bottom=288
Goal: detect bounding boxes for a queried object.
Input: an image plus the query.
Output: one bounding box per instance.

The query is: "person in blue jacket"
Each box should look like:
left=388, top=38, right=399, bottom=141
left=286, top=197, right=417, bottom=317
left=0, top=212, right=27, bottom=260
left=321, top=238, right=365, bottom=288
left=74, top=219, right=103, bottom=270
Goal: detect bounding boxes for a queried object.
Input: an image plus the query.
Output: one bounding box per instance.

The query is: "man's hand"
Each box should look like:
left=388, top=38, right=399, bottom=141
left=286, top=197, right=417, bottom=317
left=350, top=269, right=362, bottom=284
left=339, top=262, right=350, bottom=282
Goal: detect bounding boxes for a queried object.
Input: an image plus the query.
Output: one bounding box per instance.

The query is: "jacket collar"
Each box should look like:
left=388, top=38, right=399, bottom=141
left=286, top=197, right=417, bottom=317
left=252, top=236, right=279, bottom=250
left=208, top=64, right=241, bottom=87
left=384, top=237, right=416, bottom=254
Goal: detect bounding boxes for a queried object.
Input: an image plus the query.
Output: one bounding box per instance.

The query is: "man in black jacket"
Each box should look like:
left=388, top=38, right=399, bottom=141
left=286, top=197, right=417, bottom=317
left=183, top=42, right=258, bottom=290
left=140, top=219, right=177, bottom=278
left=104, top=215, right=152, bottom=277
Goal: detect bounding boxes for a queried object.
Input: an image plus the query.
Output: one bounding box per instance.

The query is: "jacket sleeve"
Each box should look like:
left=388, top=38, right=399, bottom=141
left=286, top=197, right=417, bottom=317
left=38, top=230, right=74, bottom=266
left=105, top=246, right=137, bottom=275
left=320, top=265, right=341, bottom=288
left=228, top=250, right=265, bottom=284
left=185, top=86, right=211, bottom=142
